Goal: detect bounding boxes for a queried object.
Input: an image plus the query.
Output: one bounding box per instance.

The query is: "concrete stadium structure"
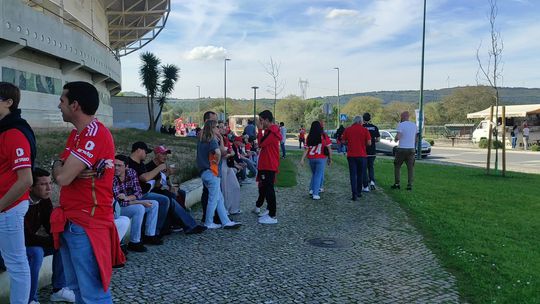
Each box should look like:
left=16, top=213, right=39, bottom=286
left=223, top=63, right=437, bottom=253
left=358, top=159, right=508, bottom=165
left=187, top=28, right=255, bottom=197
left=0, top=0, right=169, bottom=127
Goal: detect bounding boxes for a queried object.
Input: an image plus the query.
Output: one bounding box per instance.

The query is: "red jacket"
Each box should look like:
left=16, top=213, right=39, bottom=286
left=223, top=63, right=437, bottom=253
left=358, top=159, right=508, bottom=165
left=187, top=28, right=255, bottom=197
left=257, top=124, right=282, bottom=172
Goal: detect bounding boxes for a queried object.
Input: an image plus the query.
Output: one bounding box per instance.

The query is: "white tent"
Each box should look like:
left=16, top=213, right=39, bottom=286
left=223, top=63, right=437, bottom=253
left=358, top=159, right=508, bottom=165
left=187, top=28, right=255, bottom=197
left=466, top=104, right=540, bottom=119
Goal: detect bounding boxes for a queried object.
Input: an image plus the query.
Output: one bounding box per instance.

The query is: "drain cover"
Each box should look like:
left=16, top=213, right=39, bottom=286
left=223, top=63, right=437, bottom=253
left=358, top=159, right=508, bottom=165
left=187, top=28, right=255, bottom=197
left=306, top=237, right=353, bottom=248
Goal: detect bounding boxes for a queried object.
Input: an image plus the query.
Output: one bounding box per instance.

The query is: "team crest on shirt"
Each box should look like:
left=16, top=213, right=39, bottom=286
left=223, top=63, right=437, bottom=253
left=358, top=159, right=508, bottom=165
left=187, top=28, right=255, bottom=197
left=16, top=148, right=24, bottom=157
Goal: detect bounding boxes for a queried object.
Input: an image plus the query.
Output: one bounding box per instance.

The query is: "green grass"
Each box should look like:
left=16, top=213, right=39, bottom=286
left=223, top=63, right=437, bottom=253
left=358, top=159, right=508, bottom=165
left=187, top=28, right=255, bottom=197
left=333, top=156, right=540, bottom=304
left=35, top=128, right=199, bottom=182
left=275, top=156, right=298, bottom=187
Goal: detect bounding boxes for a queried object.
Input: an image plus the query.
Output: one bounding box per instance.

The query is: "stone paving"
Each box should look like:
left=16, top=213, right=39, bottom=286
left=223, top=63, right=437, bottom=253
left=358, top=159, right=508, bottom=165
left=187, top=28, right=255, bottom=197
left=38, top=156, right=460, bottom=303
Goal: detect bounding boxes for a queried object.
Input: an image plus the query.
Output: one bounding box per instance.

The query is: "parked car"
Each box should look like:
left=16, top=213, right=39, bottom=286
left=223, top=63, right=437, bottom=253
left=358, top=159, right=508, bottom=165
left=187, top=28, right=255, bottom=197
left=376, top=129, right=431, bottom=158
left=325, top=129, right=339, bottom=150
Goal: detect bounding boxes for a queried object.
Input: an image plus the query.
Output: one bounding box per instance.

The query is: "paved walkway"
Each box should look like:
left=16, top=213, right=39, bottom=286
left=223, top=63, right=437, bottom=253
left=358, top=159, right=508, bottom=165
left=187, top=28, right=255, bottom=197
left=39, top=157, right=459, bottom=303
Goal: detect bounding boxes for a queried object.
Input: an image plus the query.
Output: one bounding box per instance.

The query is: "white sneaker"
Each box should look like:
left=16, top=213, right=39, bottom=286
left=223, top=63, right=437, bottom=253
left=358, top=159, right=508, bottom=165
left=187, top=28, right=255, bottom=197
left=258, top=209, right=269, bottom=217
left=312, top=195, right=321, bottom=200
left=50, top=287, right=76, bottom=302
left=252, top=207, right=261, bottom=215
left=205, top=223, right=222, bottom=229
left=362, top=187, right=370, bottom=193
left=309, top=189, right=313, bottom=195
left=258, top=214, right=278, bottom=224
left=223, top=221, right=242, bottom=229
left=29, top=301, right=40, bottom=304
left=241, top=179, right=253, bottom=184
left=370, top=181, right=376, bottom=190
left=319, top=188, right=325, bottom=193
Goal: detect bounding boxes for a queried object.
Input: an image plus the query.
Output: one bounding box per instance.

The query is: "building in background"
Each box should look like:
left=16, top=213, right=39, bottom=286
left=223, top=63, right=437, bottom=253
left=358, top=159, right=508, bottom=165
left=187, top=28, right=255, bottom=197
left=0, top=0, right=169, bottom=128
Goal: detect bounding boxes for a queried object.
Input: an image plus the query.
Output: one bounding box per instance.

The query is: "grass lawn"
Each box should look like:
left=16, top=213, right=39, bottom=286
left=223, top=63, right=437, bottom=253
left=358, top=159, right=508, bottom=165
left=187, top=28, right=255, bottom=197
left=275, top=156, right=298, bottom=188
left=35, top=128, right=199, bottom=182
left=334, top=155, right=539, bottom=304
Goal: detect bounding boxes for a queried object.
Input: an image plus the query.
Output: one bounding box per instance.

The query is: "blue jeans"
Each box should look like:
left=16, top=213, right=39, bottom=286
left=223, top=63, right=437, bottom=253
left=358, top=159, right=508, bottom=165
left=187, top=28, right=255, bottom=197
left=120, top=201, right=159, bottom=243
left=27, top=247, right=66, bottom=302
left=60, top=222, right=112, bottom=303
left=511, top=136, right=517, bottom=148
left=347, top=157, right=367, bottom=197
left=280, top=142, right=286, bottom=158
left=240, top=158, right=257, bottom=177
left=366, top=156, right=376, bottom=184
left=0, top=201, right=30, bottom=304
left=201, top=170, right=231, bottom=226
left=142, top=192, right=170, bottom=234
left=309, top=158, right=327, bottom=196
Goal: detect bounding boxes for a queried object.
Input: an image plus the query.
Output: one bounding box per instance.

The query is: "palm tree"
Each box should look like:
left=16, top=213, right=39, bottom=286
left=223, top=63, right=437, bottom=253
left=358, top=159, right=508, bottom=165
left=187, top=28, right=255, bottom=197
left=154, top=64, right=179, bottom=127
left=139, top=52, right=161, bottom=130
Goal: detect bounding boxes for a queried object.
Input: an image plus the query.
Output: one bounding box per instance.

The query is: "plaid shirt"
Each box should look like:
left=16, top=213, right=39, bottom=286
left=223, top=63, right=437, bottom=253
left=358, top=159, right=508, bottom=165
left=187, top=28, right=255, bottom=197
left=112, top=168, right=143, bottom=207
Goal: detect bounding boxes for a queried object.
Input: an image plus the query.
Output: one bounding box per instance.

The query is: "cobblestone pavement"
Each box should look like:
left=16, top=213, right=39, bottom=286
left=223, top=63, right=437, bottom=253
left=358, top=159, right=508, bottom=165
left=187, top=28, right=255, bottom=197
left=39, top=156, right=460, bottom=303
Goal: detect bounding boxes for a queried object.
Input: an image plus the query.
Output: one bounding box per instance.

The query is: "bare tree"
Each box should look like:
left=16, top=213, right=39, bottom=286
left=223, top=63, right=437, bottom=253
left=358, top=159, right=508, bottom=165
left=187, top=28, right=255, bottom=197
left=262, top=57, right=285, bottom=116
left=476, top=0, right=503, bottom=173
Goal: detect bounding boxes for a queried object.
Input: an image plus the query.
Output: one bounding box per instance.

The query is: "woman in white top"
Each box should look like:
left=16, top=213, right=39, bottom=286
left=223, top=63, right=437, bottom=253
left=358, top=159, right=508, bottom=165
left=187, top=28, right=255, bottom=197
left=523, top=123, right=530, bottom=150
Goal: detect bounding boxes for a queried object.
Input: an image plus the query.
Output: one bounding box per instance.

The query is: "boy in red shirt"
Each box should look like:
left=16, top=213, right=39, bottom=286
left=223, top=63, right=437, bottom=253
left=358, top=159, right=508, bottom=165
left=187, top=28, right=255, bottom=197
left=0, top=82, right=35, bottom=304
left=254, top=110, right=282, bottom=224
left=51, top=82, right=124, bottom=303
left=341, top=116, right=371, bottom=201
left=298, top=125, right=306, bottom=149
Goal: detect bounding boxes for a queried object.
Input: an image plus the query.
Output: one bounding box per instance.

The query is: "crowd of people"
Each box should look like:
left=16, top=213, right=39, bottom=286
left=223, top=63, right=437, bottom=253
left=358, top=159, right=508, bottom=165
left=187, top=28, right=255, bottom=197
left=0, top=80, right=286, bottom=303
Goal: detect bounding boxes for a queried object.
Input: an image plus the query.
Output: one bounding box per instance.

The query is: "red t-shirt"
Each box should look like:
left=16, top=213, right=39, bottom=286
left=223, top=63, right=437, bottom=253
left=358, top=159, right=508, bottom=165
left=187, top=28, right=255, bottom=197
left=0, top=129, right=32, bottom=211
left=299, top=128, right=306, bottom=139
left=305, top=134, right=331, bottom=159
left=342, top=124, right=371, bottom=157
left=257, top=124, right=282, bottom=172
left=59, top=119, right=115, bottom=218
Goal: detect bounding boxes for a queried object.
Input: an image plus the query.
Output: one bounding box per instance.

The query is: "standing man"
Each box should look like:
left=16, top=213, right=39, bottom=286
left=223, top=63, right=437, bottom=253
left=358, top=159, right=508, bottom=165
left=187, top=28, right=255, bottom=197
left=392, top=111, right=418, bottom=191
left=244, top=119, right=256, bottom=143
left=254, top=110, right=282, bottom=224
left=279, top=122, right=287, bottom=158
left=363, top=113, right=380, bottom=191
left=523, top=123, right=530, bottom=150
left=51, top=81, right=125, bottom=303
left=298, top=125, right=306, bottom=149
left=0, top=82, right=34, bottom=304
left=341, top=116, right=371, bottom=201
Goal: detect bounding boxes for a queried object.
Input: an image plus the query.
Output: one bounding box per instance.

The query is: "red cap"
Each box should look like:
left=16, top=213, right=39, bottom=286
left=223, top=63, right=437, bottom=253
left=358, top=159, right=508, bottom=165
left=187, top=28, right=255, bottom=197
left=154, top=145, right=171, bottom=154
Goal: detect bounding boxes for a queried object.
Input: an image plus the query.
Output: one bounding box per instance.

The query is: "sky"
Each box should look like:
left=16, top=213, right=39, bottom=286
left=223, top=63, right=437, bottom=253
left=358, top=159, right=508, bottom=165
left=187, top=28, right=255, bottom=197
left=119, top=0, right=540, bottom=100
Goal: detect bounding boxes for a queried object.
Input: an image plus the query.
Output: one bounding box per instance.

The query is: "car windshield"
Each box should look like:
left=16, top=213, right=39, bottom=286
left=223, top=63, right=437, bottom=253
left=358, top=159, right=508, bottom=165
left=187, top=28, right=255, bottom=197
left=389, top=131, right=398, bottom=138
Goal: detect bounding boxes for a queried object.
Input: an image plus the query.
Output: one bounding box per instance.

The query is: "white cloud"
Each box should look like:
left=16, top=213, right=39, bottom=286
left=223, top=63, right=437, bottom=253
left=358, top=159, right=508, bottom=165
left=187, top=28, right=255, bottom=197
left=185, top=46, right=228, bottom=60
left=326, top=9, right=359, bottom=19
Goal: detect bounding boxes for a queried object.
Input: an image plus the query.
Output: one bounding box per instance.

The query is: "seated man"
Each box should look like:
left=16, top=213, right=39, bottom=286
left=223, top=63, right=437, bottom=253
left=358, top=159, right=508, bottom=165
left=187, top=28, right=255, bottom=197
left=113, top=155, right=160, bottom=252
left=25, top=168, right=75, bottom=303
left=146, top=145, right=206, bottom=234
left=129, top=142, right=205, bottom=236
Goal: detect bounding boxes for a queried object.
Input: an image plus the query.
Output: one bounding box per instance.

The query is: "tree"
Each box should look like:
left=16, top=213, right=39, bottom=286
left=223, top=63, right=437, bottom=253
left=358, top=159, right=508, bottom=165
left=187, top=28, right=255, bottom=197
left=341, top=96, right=383, bottom=123
left=276, top=95, right=310, bottom=130
left=442, top=86, right=495, bottom=123
left=424, top=102, right=446, bottom=125
left=139, top=52, right=161, bottom=131
left=476, top=0, right=504, bottom=173
left=154, top=64, right=180, bottom=127
left=380, top=101, right=416, bottom=126
left=262, top=57, right=285, bottom=119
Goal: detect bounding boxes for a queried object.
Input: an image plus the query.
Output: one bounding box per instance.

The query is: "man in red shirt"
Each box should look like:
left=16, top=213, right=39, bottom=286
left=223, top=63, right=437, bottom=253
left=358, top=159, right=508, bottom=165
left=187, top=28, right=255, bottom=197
left=51, top=81, right=124, bottom=303
left=298, top=125, right=306, bottom=149
left=341, top=116, right=372, bottom=201
left=0, top=82, right=34, bottom=304
left=254, top=110, right=282, bottom=224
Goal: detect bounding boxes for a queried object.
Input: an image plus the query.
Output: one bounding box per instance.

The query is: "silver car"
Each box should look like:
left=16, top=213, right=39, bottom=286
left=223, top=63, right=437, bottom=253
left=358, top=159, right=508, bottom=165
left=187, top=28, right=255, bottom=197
left=376, top=130, right=431, bottom=158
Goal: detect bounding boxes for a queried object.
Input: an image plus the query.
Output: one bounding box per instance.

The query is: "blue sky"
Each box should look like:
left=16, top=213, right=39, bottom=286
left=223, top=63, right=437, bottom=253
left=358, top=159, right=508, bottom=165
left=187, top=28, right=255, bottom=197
left=119, top=0, right=540, bottom=99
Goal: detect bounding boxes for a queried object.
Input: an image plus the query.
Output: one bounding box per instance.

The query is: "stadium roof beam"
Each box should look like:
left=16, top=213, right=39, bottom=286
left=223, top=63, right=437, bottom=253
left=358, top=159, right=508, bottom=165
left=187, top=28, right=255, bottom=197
left=106, top=0, right=170, bottom=57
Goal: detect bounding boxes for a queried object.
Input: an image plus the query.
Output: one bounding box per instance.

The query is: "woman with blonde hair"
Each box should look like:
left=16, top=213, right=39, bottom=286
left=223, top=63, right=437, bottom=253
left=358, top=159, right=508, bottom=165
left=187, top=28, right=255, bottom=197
left=196, top=120, right=241, bottom=229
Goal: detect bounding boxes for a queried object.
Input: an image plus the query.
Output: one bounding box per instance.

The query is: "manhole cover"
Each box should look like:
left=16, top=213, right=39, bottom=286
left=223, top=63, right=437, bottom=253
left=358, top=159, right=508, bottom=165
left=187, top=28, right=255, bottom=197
left=306, top=237, right=354, bottom=248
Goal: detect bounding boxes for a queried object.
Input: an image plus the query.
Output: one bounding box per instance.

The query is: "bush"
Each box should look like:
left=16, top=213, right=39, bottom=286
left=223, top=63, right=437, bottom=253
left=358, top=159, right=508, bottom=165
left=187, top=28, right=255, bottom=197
left=425, top=138, right=435, bottom=146
left=531, top=144, right=540, bottom=152
left=478, top=139, right=503, bottom=149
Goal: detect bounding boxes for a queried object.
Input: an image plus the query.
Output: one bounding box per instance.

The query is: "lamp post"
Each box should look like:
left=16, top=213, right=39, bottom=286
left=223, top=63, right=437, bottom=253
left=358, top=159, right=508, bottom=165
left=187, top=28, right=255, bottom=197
left=333, top=67, right=340, bottom=128
left=224, top=58, right=231, bottom=121
left=417, top=0, right=427, bottom=160
left=251, top=86, right=259, bottom=122
left=196, top=85, right=201, bottom=123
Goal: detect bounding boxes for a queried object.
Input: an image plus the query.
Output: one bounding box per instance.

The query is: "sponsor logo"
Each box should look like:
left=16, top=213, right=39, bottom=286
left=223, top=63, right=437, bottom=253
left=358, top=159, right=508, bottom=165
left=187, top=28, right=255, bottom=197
left=16, top=148, right=24, bottom=157
left=84, top=141, right=95, bottom=151
left=14, top=157, right=30, bottom=164
left=77, top=148, right=94, bottom=159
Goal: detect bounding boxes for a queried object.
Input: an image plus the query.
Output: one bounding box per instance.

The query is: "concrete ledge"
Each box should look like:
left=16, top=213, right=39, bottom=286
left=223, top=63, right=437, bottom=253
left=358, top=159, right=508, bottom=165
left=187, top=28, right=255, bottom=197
left=0, top=255, right=53, bottom=302
left=180, top=177, right=203, bottom=209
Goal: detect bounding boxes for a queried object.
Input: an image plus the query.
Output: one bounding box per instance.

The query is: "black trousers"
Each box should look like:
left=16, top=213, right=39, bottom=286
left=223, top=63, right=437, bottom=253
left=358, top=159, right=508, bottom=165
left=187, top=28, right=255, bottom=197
left=256, top=170, right=277, bottom=217
left=201, top=185, right=221, bottom=224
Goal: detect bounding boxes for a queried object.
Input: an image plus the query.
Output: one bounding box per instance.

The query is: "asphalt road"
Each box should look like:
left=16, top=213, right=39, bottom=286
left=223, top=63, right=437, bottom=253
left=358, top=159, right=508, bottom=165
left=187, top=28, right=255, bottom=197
left=418, top=146, right=539, bottom=174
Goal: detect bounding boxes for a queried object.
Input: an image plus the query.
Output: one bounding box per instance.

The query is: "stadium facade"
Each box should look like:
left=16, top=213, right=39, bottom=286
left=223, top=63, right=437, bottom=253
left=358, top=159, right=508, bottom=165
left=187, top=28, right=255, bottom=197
left=0, top=0, right=170, bottom=127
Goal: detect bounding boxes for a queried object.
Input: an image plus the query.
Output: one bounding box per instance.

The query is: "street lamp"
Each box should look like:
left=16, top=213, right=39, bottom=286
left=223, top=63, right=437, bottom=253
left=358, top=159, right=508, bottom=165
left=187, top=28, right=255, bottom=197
left=251, top=86, right=259, bottom=122
left=224, top=58, right=231, bottom=121
left=333, top=67, right=340, bottom=128
left=417, top=0, right=427, bottom=160
left=196, top=85, right=201, bottom=123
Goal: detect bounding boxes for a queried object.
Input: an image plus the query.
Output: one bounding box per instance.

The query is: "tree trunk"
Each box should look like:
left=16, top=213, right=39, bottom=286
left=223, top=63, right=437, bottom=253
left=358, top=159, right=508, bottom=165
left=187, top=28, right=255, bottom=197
left=154, top=104, right=164, bottom=128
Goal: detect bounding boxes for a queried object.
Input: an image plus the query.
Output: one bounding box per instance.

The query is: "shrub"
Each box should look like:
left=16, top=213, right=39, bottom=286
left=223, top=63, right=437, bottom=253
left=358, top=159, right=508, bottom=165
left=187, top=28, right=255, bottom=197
left=478, top=139, right=503, bottom=149
left=531, top=144, right=540, bottom=152
left=425, top=138, right=435, bottom=146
